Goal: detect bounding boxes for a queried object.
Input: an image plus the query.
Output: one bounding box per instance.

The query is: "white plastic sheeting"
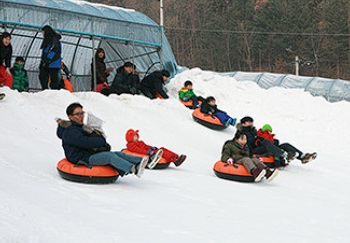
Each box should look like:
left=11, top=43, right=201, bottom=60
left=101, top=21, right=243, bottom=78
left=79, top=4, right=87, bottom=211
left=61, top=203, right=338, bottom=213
left=223, top=71, right=350, bottom=102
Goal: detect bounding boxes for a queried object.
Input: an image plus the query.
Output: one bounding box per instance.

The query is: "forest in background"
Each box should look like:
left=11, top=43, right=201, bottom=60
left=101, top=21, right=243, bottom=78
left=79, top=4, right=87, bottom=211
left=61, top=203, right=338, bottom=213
left=88, top=0, right=350, bottom=80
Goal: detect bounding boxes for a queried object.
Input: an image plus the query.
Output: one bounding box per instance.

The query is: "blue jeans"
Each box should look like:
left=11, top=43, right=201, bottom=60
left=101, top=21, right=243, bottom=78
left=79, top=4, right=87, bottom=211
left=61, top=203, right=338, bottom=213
left=214, top=111, right=231, bottom=124
left=88, top=151, right=142, bottom=173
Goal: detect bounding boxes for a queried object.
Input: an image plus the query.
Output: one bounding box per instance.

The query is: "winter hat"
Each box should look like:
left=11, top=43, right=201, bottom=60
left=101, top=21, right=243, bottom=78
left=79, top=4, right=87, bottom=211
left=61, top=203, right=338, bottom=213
left=261, top=124, right=272, bottom=132
left=125, top=129, right=139, bottom=142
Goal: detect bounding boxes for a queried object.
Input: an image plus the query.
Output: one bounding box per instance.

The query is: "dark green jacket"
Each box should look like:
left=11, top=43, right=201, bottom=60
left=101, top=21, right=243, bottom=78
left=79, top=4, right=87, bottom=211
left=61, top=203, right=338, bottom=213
left=178, top=87, right=196, bottom=100
left=10, top=63, right=28, bottom=92
left=221, top=140, right=250, bottom=162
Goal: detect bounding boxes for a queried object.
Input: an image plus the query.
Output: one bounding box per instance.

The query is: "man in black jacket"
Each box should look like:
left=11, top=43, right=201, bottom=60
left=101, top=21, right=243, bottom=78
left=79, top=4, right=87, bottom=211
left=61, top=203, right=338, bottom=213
left=140, top=69, right=170, bottom=99
left=109, top=62, right=140, bottom=95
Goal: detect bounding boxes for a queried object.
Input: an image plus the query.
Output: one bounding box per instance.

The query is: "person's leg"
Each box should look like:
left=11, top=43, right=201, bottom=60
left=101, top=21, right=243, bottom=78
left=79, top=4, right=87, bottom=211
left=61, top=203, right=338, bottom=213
left=114, top=151, right=143, bottom=165
left=279, top=143, right=303, bottom=157
left=159, top=147, right=178, bottom=162
left=238, top=157, right=266, bottom=181
left=39, top=66, right=50, bottom=90
left=261, top=139, right=285, bottom=158
left=49, top=68, right=60, bottom=90
left=88, top=151, right=135, bottom=173
left=214, top=111, right=230, bottom=124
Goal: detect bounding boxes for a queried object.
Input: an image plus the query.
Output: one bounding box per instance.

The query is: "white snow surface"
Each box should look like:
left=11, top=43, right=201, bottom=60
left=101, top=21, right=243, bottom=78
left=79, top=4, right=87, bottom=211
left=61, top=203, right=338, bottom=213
left=0, top=68, right=349, bottom=243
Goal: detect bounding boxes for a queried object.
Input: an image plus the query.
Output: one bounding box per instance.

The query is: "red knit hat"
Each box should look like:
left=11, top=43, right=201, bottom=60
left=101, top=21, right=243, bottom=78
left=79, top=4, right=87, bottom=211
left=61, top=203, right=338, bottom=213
left=125, top=129, right=139, bottom=142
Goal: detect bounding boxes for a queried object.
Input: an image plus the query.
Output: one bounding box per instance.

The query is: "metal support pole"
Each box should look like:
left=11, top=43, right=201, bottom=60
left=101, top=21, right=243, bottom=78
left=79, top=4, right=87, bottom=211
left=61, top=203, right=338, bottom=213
left=295, top=56, right=299, bottom=77
left=159, top=0, right=164, bottom=69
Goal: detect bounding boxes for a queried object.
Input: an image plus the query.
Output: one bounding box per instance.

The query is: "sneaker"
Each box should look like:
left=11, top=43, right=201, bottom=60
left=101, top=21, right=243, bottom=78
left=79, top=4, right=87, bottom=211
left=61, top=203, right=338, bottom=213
left=251, top=167, right=266, bottom=182
left=286, top=152, right=297, bottom=162
left=225, top=118, right=233, bottom=126
left=0, top=93, right=5, bottom=100
left=265, top=168, right=279, bottom=182
left=230, top=118, right=237, bottom=126
left=148, top=149, right=163, bottom=169
left=301, top=152, right=317, bottom=164
left=174, top=154, right=187, bottom=167
left=300, top=153, right=311, bottom=164
left=135, top=157, right=149, bottom=178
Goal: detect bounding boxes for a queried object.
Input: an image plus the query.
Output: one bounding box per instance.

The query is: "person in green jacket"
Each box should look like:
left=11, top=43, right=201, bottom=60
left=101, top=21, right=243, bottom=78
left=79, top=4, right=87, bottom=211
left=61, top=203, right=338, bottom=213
left=10, top=56, right=28, bottom=92
left=178, top=80, right=204, bottom=108
left=221, top=130, right=279, bottom=182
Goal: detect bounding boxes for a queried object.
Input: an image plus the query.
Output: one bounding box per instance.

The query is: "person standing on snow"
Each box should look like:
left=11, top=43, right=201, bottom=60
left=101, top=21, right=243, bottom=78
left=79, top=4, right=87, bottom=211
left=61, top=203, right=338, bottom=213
left=39, top=25, right=62, bottom=90
left=0, top=32, right=13, bottom=89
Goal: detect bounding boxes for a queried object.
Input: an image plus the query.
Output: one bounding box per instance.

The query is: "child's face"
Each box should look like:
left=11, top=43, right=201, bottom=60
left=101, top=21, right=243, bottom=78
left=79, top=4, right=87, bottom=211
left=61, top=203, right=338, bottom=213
left=133, top=134, right=139, bottom=142
left=16, top=61, right=24, bottom=66
left=208, top=100, right=216, bottom=106
left=186, top=84, right=193, bottom=90
left=236, top=134, right=247, bottom=146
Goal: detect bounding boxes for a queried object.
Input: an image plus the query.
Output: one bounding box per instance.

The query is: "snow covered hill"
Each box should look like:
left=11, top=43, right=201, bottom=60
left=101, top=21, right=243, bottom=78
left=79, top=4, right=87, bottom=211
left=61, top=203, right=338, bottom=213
left=0, top=68, right=349, bottom=243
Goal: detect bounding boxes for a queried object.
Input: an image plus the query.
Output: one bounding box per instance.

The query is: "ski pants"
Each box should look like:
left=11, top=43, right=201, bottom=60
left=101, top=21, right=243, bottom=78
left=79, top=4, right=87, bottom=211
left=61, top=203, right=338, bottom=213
left=0, top=65, right=13, bottom=88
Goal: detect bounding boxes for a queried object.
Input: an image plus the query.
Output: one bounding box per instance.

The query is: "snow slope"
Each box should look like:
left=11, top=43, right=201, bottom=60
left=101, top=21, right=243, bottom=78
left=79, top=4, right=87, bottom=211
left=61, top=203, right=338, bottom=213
left=0, top=68, right=349, bottom=243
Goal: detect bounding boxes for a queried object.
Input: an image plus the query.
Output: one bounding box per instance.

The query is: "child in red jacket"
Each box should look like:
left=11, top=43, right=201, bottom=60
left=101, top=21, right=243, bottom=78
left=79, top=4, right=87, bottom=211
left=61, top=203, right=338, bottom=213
left=125, top=129, right=186, bottom=167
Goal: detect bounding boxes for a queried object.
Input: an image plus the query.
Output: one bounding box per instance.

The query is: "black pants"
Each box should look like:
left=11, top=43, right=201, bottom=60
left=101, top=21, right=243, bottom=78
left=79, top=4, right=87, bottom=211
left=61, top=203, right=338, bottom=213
left=39, top=66, right=60, bottom=90
left=252, top=139, right=284, bottom=157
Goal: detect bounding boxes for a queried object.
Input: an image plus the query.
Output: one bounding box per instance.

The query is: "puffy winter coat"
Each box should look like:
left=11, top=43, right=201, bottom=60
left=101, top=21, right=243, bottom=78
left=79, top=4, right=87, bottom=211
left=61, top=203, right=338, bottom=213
left=10, top=63, right=28, bottom=91
left=91, top=57, right=109, bottom=87
left=178, top=87, right=196, bottom=100
left=221, top=140, right=250, bottom=162
left=40, top=36, right=61, bottom=69
left=140, top=71, right=168, bottom=98
left=56, top=120, right=108, bottom=163
left=126, top=140, right=154, bottom=155
left=200, top=102, right=221, bottom=115
left=111, top=66, right=140, bottom=91
left=236, top=123, right=258, bottom=148
left=256, top=129, right=275, bottom=143
left=0, top=41, right=12, bottom=68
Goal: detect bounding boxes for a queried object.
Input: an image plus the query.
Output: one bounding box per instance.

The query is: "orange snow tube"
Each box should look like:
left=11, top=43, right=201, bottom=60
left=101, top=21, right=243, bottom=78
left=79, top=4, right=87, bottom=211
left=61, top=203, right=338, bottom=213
left=57, top=158, right=119, bottom=184
left=253, top=155, right=276, bottom=168
left=213, top=160, right=255, bottom=182
left=192, top=108, right=229, bottom=130
left=121, top=149, right=170, bottom=169
left=63, top=79, right=74, bottom=92
left=179, top=99, right=202, bottom=109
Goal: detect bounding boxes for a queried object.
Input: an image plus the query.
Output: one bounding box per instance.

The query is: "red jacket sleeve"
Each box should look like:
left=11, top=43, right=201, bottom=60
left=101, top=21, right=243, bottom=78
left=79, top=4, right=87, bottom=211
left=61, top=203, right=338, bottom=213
left=126, top=141, right=152, bottom=154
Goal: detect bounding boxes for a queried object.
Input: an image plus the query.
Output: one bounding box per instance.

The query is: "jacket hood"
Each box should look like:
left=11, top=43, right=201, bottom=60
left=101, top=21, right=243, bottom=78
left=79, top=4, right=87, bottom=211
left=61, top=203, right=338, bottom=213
left=125, top=129, right=139, bottom=142
left=236, top=122, right=243, bottom=131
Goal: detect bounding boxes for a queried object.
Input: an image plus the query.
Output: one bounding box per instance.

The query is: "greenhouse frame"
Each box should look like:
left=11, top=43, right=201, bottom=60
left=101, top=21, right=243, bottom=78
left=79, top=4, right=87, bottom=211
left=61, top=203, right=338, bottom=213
left=0, top=0, right=178, bottom=91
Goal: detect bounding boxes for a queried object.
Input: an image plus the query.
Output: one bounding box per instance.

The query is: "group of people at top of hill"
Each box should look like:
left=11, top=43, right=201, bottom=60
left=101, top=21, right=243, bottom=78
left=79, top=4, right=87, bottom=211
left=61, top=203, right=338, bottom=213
left=91, top=47, right=170, bottom=99
left=178, top=79, right=317, bottom=182
left=0, top=26, right=171, bottom=100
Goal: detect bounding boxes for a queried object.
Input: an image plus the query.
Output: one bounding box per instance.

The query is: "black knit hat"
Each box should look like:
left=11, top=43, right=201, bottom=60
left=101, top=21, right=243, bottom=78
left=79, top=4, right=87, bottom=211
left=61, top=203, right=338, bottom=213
left=161, top=69, right=170, bottom=77
left=240, top=116, right=254, bottom=123
left=124, top=61, right=136, bottom=69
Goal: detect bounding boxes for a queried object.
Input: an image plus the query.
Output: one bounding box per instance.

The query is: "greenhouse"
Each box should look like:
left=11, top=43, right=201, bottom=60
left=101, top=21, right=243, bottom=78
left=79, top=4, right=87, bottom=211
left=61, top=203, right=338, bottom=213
left=0, top=0, right=178, bottom=91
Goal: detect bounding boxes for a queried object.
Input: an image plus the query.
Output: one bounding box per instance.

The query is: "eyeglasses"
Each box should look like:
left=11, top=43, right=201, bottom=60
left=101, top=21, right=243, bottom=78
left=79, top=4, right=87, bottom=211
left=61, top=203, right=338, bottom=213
left=73, top=111, right=85, bottom=117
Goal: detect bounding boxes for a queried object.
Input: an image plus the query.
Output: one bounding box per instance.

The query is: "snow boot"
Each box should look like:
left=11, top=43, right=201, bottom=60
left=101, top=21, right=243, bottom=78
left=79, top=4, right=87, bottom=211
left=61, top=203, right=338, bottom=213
left=225, top=118, right=233, bottom=126
left=148, top=149, right=163, bottom=169
left=301, top=152, right=317, bottom=164
left=265, top=168, right=279, bottom=182
left=251, top=167, right=266, bottom=182
left=134, top=157, right=148, bottom=178
left=174, top=154, right=187, bottom=167
left=286, top=152, right=297, bottom=162
left=0, top=93, right=5, bottom=100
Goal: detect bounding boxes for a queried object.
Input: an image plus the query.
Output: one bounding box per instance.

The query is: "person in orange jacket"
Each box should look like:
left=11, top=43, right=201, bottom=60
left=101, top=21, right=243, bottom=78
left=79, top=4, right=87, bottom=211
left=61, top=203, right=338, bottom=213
left=125, top=129, right=186, bottom=167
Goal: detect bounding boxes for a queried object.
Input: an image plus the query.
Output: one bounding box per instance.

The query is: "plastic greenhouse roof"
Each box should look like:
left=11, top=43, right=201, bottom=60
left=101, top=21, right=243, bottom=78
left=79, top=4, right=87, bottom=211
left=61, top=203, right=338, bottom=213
left=2, top=0, right=158, bottom=26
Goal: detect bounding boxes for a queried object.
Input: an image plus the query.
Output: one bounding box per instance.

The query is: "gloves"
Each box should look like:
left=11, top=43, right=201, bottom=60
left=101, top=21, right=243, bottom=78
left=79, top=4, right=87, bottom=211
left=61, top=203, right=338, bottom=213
left=227, top=158, right=234, bottom=165
left=182, top=97, right=189, bottom=102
